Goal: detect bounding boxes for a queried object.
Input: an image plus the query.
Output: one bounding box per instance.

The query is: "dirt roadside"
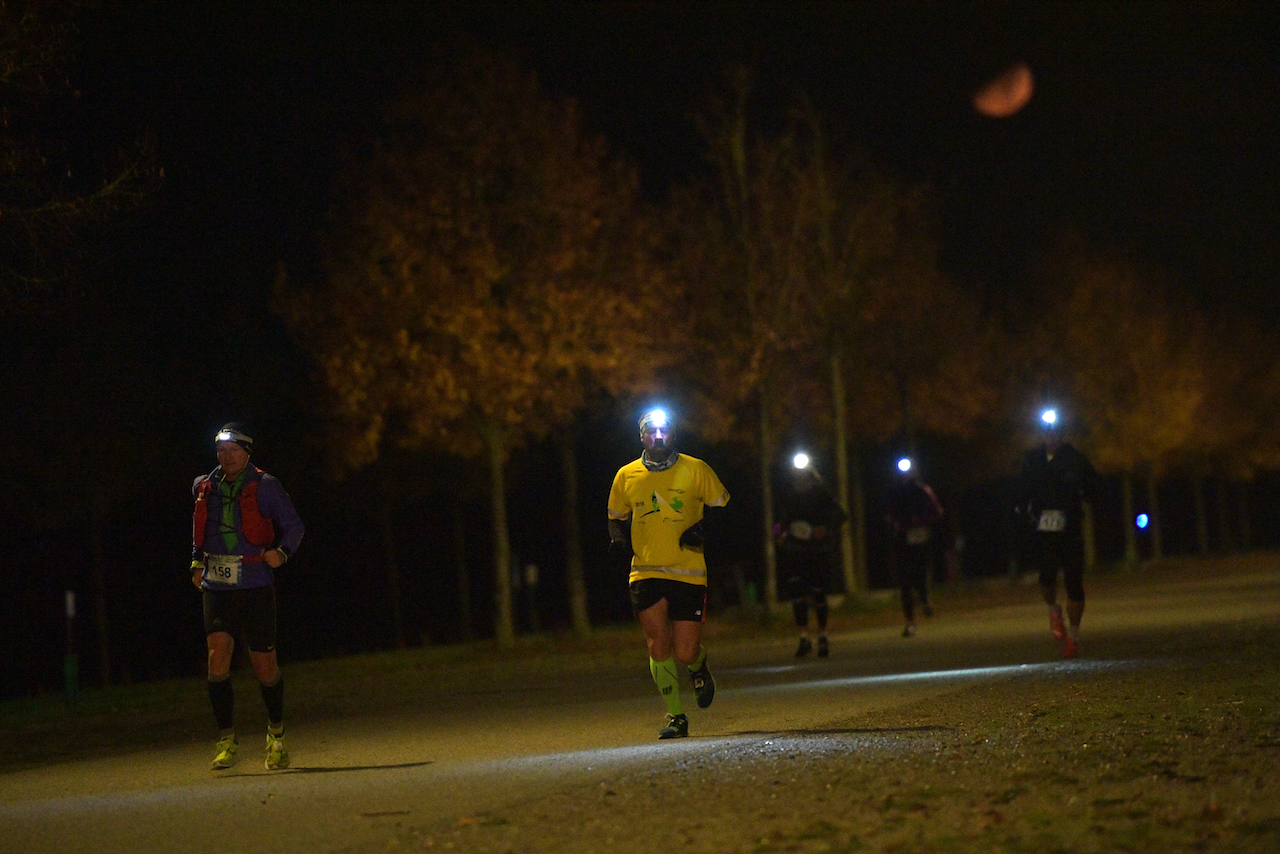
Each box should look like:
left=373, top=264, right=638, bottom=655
left=389, top=615, right=1280, bottom=854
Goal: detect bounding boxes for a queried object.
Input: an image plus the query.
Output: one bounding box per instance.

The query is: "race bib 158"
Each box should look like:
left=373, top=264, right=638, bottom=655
left=204, top=554, right=243, bottom=585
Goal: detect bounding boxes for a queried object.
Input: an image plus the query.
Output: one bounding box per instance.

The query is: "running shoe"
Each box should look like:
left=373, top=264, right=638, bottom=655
left=795, top=637, right=813, bottom=658
left=817, top=635, right=829, bottom=658
left=1049, top=606, right=1066, bottom=641
left=690, top=660, right=715, bottom=709
left=265, top=733, right=290, bottom=770
left=211, top=734, right=238, bottom=770
left=658, top=713, right=689, bottom=739
left=902, top=623, right=916, bottom=638
left=1063, top=637, right=1079, bottom=659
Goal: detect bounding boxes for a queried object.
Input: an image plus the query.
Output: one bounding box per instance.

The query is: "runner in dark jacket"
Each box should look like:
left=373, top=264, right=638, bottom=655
left=885, top=457, right=944, bottom=638
left=776, top=454, right=847, bottom=658
left=191, top=422, right=304, bottom=771
left=1015, top=408, right=1097, bottom=659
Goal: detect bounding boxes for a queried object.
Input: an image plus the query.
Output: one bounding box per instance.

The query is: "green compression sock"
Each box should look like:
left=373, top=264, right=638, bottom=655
left=650, top=657, right=684, bottom=716
left=688, top=645, right=707, bottom=673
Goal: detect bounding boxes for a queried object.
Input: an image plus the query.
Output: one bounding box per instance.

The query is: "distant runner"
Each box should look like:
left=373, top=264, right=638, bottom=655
left=775, top=452, right=846, bottom=657
left=1015, top=408, right=1097, bottom=659
left=885, top=457, right=944, bottom=638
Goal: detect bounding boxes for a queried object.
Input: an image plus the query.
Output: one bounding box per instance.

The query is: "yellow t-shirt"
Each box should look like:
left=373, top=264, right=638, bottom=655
left=607, top=453, right=730, bottom=585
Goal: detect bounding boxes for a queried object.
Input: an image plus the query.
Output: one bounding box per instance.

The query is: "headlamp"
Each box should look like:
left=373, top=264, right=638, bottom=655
left=214, top=424, right=254, bottom=454
left=638, top=408, right=670, bottom=434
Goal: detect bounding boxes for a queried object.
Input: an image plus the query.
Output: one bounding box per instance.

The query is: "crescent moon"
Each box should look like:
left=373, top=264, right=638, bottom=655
left=973, top=63, right=1035, bottom=118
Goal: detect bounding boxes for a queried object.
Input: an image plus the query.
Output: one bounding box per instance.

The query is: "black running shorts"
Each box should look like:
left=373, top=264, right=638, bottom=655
left=629, top=577, right=707, bottom=622
left=202, top=585, right=278, bottom=653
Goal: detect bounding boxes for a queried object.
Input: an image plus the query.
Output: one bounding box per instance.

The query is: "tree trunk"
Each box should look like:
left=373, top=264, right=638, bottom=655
left=829, top=349, right=858, bottom=594
left=480, top=420, right=515, bottom=647
left=560, top=437, right=591, bottom=637
left=89, top=496, right=112, bottom=687
left=1236, top=480, right=1251, bottom=550
left=850, top=449, right=868, bottom=592
left=1122, top=470, right=1139, bottom=566
left=1214, top=476, right=1234, bottom=554
left=453, top=506, right=474, bottom=642
left=379, top=496, right=407, bottom=649
left=1146, top=469, right=1164, bottom=560
left=1192, top=476, right=1210, bottom=556
left=758, top=383, right=777, bottom=623
left=1082, top=501, right=1096, bottom=573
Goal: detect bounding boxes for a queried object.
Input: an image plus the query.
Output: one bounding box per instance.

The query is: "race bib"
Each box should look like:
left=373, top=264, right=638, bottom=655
left=906, top=526, right=932, bottom=545
left=788, top=520, right=814, bottom=541
left=1037, top=509, right=1067, bottom=533
left=204, top=554, right=243, bottom=585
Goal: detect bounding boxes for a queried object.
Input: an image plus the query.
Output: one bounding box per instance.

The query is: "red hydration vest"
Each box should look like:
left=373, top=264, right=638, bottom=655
left=192, top=468, right=277, bottom=550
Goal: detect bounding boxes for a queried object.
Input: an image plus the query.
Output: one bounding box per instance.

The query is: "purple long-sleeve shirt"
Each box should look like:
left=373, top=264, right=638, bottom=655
left=192, top=465, right=305, bottom=590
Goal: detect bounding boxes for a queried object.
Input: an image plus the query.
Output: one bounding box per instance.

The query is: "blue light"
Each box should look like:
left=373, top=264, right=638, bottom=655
left=1136, top=513, right=1149, bottom=529
left=792, top=452, right=810, bottom=470
left=897, top=457, right=912, bottom=473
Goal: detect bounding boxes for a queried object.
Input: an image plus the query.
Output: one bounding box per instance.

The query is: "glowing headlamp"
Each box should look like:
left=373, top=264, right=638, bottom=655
left=214, top=427, right=253, bottom=453
left=638, top=408, right=670, bottom=434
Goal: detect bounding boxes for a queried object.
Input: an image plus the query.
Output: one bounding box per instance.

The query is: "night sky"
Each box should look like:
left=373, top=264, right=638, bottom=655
left=82, top=0, right=1280, bottom=318
left=5, top=1, right=1280, bottom=694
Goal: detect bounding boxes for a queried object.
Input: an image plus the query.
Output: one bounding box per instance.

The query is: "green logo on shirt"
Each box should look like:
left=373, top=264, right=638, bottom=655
left=641, top=490, right=684, bottom=518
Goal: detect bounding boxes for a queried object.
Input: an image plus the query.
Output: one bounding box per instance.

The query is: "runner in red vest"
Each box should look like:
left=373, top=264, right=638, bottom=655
left=191, top=422, right=304, bottom=771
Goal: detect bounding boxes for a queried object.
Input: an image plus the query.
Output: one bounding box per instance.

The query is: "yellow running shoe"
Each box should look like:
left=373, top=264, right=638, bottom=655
left=211, top=734, right=238, bottom=770
left=265, top=732, right=290, bottom=770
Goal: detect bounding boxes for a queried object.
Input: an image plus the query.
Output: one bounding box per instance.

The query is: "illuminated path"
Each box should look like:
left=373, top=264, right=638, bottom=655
left=2, top=562, right=1276, bottom=854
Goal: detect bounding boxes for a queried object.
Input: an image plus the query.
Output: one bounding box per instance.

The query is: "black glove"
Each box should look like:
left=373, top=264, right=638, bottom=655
left=679, top=521, right=705, bottom=549
left=608, top=519, right=632, bottom=558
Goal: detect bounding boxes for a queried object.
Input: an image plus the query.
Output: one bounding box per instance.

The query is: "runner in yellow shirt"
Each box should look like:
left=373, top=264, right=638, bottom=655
left=608, top=408, right=730, bottom=739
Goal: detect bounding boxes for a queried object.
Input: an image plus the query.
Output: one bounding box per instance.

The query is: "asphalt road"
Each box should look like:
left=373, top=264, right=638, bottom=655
left=3, top=563, right=1277, bottom=854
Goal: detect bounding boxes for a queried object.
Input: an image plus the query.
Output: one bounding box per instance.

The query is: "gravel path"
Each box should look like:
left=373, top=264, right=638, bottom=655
left=387, top=582, right=1280, bottom=854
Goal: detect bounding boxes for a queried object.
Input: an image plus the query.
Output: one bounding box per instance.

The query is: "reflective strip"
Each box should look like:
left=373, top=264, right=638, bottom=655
left=633, top=565, right=706, bottom=580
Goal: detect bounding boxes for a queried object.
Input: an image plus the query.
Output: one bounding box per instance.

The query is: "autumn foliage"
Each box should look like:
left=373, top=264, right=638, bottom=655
left=280, top=48, right=670, bottom=472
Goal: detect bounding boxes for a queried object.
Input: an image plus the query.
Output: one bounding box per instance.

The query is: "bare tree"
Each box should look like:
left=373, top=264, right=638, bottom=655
left=1, top=0, right=158, bottom=316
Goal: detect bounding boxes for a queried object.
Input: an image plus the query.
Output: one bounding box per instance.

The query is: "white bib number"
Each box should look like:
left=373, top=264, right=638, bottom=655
left=906, top=526, right=932, bottom=545
left=205, top=554, right=243, bottom=585
left=788, top=520, right=814, bottom=541
left=1037, top=509, right=1067, bottom=533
